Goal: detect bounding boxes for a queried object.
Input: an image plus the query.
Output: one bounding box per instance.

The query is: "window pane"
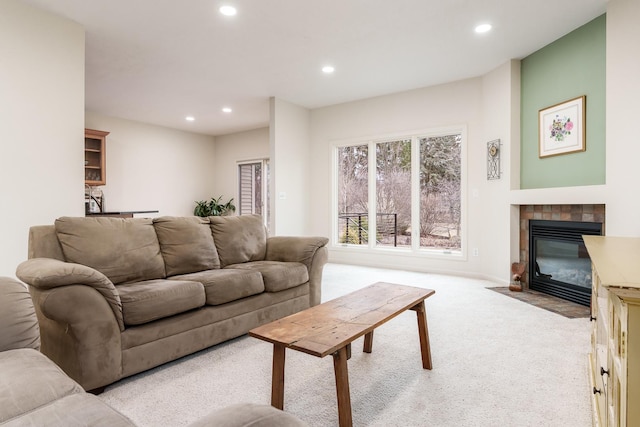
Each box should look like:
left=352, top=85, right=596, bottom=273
left=337, top=145, right=368, bottom=245
left=376, top=139, right=411, bottom=248
left=419, top=134, right=461, bottom=251
left=239, top=164, right=255, bottom=215
left=238, top=162, right=263, bottom=216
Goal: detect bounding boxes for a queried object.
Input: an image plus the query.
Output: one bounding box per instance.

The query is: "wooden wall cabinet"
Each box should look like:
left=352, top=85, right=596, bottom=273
left=85, top=128, right=109, bottom=185
left=585, top=236, right=640, bottom=427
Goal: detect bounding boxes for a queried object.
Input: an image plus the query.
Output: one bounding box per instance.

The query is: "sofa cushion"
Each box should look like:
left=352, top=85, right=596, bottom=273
left=227, top=261, right=309, bottom=293
left=13, top=392, right=136, bottom=427
left=0, top=348, right=83, bottom=423
left=209, top=215, right=267, bottom=267
left=117, top=279, right=205, bottom=326
left=170, top=269, right=264, bottom=306
left=0, top=277, right=39, bottom=352
left=54, top=217, right=166, bottom=285
left=153, top=216, right=220, bottom=276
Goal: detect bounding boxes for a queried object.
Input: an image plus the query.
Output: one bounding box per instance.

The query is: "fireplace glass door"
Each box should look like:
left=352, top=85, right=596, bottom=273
left=529, top=220, right=602, bottom=306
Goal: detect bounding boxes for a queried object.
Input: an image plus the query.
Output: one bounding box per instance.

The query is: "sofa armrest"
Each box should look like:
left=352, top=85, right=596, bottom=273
left=16, top=258, right=124, bottom=331
left=265, top=236, right=328, bottom=267
left=265, top=236, right=329, bottom=306
left=0, top=277, right=40, bottom=351
left=29, top=285, right=123, bottom=391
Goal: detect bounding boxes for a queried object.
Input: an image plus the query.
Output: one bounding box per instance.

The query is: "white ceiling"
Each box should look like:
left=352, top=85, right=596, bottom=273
left=23, top=0, right=607, bottom=136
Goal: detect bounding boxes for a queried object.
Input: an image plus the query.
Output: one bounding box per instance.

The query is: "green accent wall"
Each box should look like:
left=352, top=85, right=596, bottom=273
left=521, top=14, right=605, bottom=189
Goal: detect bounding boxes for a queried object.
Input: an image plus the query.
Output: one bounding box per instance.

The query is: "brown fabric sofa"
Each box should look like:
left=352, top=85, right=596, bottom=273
left=0, top=276, right=308, bottom=426
left=16, top=214, right=328, bottom=392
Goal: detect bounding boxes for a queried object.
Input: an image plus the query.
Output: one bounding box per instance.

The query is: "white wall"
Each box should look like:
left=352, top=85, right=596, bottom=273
left=269, top=98, right=311, bottom=235
left=5, top=0, right=633, bottom=283
left=506, top=0, right=640, bottom=243
left=0, top=1, right=84, bottom=277
left=308, top=78, right=497, bottom=278
left=213, top=127, right=269, bottom=204
left=85, top=112, right=216, bottom=216
left=481, top=61, right=521, bottom=282
left=605, top=0, right=640, bottom=236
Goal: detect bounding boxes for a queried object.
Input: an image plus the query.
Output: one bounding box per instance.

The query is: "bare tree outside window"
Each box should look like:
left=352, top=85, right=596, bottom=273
left=337, top=145, right=368, bottom=245
left=376, top=139, right=411, bottom=247
left=419, top=134, right=461, bottom=250
left=336, top=132, right=461, bottom=252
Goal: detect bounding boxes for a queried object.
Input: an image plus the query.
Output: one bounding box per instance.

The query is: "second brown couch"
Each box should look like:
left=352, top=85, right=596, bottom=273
left=0, top=275, right=309, bottom=426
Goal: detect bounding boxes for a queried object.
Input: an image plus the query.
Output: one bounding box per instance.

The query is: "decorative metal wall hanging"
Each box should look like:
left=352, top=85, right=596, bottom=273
left=487, top=139, right=501, bottom=180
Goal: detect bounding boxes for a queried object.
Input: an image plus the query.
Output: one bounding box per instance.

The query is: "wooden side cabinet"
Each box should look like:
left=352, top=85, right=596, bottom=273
left=584, top=236, right=640, bottom=427
left=85, top=128, right=109, bottom=185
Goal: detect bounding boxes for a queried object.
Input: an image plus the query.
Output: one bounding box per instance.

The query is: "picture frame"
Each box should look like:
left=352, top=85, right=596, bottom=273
left=538, top=95, right=585, bottom=158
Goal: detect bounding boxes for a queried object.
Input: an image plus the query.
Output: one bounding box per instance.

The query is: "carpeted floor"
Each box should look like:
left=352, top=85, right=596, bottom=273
left=100, top=264, right=592, bottom=427
left=488, top=287, right=591, bottom=319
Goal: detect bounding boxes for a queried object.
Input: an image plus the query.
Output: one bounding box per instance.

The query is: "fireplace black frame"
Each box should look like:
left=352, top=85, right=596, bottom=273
left=529, top=219, right=602, bottom=306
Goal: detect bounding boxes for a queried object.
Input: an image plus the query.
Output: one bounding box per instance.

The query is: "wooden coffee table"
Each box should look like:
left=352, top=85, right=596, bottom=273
left=249, top=282, right=435, bottom=427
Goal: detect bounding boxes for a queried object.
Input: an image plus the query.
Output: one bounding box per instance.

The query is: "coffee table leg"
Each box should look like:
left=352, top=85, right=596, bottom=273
left=271, top=343, right=286, bottom=409
left=363, top=331, right=373, bottom=353
left=332, top=346, right=353, bottom=427
left=412, top=301, right=432, bottom=369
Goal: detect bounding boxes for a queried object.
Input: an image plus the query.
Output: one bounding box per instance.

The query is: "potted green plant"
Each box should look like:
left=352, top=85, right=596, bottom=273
left=194, top=196, right=236, bottom=217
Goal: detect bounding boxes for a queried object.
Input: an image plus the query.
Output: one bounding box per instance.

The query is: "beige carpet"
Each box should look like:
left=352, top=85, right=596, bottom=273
left=100, top=264, right=592, bottom=427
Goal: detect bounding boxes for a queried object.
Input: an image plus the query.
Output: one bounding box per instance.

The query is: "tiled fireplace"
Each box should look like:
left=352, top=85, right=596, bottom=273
left=518, top=204, right=605, bottom=302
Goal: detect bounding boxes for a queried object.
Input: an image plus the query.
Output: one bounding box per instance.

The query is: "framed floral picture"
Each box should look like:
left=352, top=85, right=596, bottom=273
left=538, top=95, right=585, bottom=158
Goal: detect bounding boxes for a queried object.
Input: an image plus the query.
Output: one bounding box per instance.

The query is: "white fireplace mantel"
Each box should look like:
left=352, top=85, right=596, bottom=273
left=509, top=184, right=608, bottom=206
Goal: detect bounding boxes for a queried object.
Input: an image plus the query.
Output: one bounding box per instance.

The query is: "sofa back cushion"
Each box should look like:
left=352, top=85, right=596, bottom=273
left=209, top=215, right=267, bottom=267
left=153, top=216, right=220, bottom=276
left=54, top=217, right=166, bottom=285
left=28, top=225, right=65, bottom=261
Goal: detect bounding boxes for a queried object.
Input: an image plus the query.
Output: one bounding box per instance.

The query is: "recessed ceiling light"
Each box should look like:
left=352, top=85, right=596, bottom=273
left=185, top=116, right=195, bottom=121
left=322, top=65, right=335, bottom=74
left=222, top=107, right=232, bottom=113
left=475, top=23, right=492, bottom=34
left=219, top=5, right=237, bottom=16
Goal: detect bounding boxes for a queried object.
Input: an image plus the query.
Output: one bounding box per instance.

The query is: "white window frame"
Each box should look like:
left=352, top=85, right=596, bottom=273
left=331, top=125, right=467, bottom=258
